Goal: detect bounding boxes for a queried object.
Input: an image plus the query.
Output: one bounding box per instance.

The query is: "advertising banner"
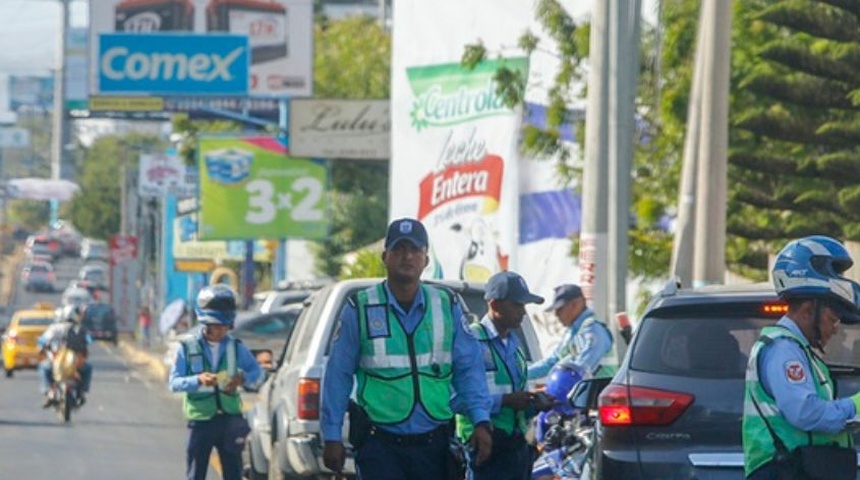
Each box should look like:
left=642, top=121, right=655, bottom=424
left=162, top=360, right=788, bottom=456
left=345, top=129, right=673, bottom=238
left=138, top=152, right=196, bottom=198
left=197, top=135, right=328, bottom=239
left=89, top=0, right=313, bottom=97
left=289, top=99, right=390, bottom=160
left=109, top=235, right=139, bottom=333
left=9, top=76, right=53, bottom=111
left=66, top=27, right=90, bottom=111
left=97, top=33, right=249, bottom=95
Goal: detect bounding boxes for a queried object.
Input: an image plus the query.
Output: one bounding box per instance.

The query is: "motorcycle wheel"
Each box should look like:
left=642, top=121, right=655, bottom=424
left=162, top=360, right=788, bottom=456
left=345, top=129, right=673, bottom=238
left=56, top=385, right=72, bottom=423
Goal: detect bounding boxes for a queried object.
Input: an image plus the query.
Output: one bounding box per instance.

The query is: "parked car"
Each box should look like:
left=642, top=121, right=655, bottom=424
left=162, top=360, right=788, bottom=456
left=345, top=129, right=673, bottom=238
left=21, top=261, right=56, bottom=293
left=233, top=305, right=303, bottom=359
left=2, top=302, right=56, bottom=377
left=580, top=281, right=860, bottom=480
left=245, top=278, right=544, bottom=480
left=81, top=303, right=118, bottom=345
left=254, top=289, right=314, bottom=314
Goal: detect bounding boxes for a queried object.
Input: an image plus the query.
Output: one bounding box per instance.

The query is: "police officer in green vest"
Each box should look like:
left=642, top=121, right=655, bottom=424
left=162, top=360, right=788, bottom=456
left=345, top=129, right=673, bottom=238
left=454, top=270, right=555, bottom=480
left=321, top=218, right=494, bottom=480
left=168, top=285, right=263, bottom=480
left=744, top=236, right=860, bottom=479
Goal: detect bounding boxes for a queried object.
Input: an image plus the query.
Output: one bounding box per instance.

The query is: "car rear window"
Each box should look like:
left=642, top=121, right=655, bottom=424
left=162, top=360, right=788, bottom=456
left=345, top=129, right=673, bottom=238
left=19, top=317, right=53, bottom=327
left=630, top=316, right=773, bottom=379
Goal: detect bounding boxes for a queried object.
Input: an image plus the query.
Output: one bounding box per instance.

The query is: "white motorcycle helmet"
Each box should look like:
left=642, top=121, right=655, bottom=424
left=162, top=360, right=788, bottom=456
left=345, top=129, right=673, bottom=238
left=57, top=304, right=85, bottom=324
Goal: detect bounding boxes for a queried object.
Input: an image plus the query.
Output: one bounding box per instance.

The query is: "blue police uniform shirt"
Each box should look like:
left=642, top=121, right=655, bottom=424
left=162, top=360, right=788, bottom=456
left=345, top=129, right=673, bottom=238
left=168, top=329, right=263, bottom=393
left=527, top=307, right=612, bottom=379
left=451, top=315, right=525, bottom=416
left=321, top=281, right=492, bottom=442
left=757, top=316, right=856, bottom=434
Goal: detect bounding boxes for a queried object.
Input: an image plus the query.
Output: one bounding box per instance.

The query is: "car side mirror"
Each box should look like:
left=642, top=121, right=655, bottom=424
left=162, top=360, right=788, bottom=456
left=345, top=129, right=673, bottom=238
left=569, top=377, right=612, bottom=411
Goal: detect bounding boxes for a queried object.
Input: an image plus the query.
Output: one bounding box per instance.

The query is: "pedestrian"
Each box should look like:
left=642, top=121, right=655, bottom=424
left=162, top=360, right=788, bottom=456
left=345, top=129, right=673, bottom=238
left=168, top=284, right=263, bottom=480
left=454, top=271, right=556, bottom=480
left=744, top=235, right=860, bottom=480
left=138, top=305, right=152, bottom=348
left=321, top=217, right=494, bottom=480
left=527, top=284, right=614, bottom=380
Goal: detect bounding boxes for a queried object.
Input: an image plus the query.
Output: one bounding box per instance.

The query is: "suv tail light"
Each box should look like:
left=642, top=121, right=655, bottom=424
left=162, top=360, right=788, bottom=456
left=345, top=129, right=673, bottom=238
left=599, top=384, right=694, bottom=426
left=297, top=378, right=320, bottom=420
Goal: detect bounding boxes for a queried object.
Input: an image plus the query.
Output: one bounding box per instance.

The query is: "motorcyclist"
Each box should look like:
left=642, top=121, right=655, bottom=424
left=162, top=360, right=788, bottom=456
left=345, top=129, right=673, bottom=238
left=37, top=304, right=93, bottom=407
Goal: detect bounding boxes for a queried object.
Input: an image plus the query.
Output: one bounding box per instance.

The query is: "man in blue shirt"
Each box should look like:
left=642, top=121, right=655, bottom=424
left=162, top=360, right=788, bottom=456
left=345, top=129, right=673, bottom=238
left=528, top=284, right=614, bottom=380
left=321, top=218, right=493, bottom=480
left=454, top=270, right=554, bottom=480
left=169, top=285, right=263, bottom=480
left=744, top=236, right=860, bottom=479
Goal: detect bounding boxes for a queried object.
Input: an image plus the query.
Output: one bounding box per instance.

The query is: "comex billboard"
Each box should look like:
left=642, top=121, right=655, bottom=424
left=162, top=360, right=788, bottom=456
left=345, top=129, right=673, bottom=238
left=89, top=0, right=313, bottom=97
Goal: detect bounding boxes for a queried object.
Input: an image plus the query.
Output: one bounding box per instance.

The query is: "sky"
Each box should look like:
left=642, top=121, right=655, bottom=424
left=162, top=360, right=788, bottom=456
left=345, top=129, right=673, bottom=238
left=0, top=0, right=659, bottom=76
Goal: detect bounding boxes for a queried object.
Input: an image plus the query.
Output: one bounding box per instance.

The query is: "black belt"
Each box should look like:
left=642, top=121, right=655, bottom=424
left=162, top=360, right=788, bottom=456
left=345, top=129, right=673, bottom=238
left=369, top=424, right=449, bottom=446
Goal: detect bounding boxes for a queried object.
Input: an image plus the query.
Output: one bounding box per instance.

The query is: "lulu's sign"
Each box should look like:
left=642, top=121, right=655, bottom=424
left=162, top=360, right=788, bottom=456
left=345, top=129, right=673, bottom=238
left=289, top=99, right=390, bottom=160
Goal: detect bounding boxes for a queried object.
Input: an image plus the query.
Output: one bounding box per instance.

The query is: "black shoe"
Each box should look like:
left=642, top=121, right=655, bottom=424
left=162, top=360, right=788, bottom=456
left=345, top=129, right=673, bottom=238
left=77, top=394, right=86, bottom=407
left=41, top=396, right=55, bottom=409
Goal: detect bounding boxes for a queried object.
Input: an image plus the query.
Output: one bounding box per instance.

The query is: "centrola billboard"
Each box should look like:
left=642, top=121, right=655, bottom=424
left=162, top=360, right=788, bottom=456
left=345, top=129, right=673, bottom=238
left=89, top=0, right=313, bottom=97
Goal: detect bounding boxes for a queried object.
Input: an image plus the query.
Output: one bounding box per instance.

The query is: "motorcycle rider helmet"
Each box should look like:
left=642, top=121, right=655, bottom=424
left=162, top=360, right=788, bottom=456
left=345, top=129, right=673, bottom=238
left=194, top=284, right=237, bottom=327
left=771, top=235, right=860, bottom=324
left=57, top=304, right=85, bottom=324
left=544, top=361, right=586, bottom=417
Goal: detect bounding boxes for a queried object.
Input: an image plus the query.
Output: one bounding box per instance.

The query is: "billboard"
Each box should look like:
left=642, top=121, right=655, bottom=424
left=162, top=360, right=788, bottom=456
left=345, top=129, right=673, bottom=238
left=9, top=76, right=53, bottom=111
left=197, top=135, right=328, bottom=239
left=138, top=152, right=197, bottom=198
left=109, top=235, right=139, bottom=332
left=66, top=27, right=90, bottom=111
left=289, top=99, right=390, bottom=160
left=89, top=0, right=313, bottom=97
left=97, top=33, right=249, bottom=95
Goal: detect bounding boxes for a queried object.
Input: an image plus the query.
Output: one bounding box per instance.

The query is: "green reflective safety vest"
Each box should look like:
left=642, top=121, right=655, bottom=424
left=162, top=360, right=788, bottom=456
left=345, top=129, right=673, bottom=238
left=567, top=314, right=617, bottom=377
left=743, top=325, right=852, bottom=476
left=355, top=283, right=455, bottom=425
left=456, top=321, right=527, bottom=441
left=182, top=337, right=242, bottom=420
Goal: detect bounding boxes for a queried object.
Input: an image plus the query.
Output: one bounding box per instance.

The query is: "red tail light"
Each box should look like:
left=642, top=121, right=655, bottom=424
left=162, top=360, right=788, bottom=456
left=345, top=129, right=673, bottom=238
left=297, top=378, right=320, bottom=420
left=599, top=384, right=694, bottom=426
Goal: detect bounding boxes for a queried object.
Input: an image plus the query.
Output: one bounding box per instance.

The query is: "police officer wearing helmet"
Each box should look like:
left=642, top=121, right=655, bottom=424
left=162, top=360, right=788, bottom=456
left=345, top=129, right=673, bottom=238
left=168, top=284, right=263, bottom=480
left=321, top=218, right=493, bottom=480
left=37, top=303, right=93, bottom=407
left=743, top=236, right=860, bottom=480
left=454, top=270, right=555, bottom=480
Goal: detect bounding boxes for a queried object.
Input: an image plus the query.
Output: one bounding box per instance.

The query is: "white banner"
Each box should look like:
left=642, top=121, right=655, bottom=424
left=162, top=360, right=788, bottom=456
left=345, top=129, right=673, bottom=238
left=390, top=0, right=533, bottom=282
left=88, top=0, right=313, bottom=97
left=138, top=153, right=196, bottom=198
left=289, top=99, right=390, bottom=160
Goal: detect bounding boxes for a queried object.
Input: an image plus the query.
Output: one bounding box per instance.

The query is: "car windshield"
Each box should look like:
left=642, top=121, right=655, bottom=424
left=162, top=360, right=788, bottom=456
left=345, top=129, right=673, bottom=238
left=18, top=317, right=53, bottom=327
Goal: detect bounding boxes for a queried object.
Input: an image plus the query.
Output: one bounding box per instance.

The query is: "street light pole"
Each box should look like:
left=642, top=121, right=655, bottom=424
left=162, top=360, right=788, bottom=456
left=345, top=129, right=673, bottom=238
left=49, top=0, right=71, bottom=225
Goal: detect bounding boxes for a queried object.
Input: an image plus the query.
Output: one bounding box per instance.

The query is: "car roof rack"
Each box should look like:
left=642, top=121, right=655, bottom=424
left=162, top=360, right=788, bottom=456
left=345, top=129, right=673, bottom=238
left=658, top=277, right=682, bottom=298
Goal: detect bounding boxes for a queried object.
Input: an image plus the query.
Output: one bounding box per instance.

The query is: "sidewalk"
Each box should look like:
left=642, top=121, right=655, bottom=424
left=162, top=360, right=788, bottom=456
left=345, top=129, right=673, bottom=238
left=1, top=245, right=23, bottom=305
left=117, top=335, right=170, bottom=381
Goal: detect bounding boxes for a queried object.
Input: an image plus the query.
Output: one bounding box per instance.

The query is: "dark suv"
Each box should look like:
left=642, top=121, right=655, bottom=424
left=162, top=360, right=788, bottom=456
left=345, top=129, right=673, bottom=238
left=580, top=282, right=860, bottom=480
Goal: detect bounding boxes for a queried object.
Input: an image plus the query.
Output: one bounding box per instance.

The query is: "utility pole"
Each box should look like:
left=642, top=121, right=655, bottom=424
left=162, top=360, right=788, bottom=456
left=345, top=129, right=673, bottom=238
left=49, top=0, right=71, bottom=225
left=692, top=0, right=732, bottom=287
left=579, top=0, right=610, bottom=320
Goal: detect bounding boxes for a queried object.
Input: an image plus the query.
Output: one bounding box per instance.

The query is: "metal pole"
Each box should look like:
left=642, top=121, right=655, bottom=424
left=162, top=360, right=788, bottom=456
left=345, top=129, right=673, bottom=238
left=693, top=0, right=732, bottom=286
left=579, top=0, right=611, bottom=320
left=670, top=2, right=708, bottom=287
left=49, top=0, right=70, bottom=225
left=275, top=99, right=288, bottom=285
left=607, top=0, right=641, bottom=363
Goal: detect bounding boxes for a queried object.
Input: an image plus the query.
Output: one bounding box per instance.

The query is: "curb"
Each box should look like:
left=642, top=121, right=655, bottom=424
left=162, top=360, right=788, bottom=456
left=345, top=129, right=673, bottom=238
left=117, top=339, right=169, bottom=382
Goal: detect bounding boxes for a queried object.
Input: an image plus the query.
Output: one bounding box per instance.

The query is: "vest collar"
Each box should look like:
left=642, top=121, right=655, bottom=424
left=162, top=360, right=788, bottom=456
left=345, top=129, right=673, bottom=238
left=382, top=280, right=426, bottom=316
left=479, top=315, right=500, bottom=339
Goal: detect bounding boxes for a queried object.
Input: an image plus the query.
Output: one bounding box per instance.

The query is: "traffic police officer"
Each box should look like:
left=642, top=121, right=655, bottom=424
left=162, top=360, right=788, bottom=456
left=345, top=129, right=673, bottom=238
left=528, top=284, right=614, bottom=380
left=744, top=236, right=860, bottom=479
left=455, top=270, right=554, bottom=480
left=321, top=218, right=493, bottom=480
left=169, top=285, right=263, bottom=480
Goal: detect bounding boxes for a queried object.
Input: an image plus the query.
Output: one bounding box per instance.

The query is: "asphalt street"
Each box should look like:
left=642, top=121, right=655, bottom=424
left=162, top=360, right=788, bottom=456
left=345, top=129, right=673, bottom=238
left=0, top=253, right=225, bottom=480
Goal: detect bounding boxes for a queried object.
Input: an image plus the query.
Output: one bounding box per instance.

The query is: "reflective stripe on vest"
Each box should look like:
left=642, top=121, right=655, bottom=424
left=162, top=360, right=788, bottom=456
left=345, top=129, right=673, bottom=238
left=570, top=315, right=616, bottom=377
left=182, top=337, right=241, bottom=420
left=355, top=283, right=455, bottom=424
left=457, top=322, right=527, bottom=439
left=185, top=337, right=237, bottom=394
left=742, top=325, right=852, bottom=476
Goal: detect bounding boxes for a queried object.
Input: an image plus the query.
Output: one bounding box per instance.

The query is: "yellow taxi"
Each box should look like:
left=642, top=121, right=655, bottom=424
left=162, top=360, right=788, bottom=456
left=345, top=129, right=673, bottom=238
left=2, top=302, right=56, bottom=377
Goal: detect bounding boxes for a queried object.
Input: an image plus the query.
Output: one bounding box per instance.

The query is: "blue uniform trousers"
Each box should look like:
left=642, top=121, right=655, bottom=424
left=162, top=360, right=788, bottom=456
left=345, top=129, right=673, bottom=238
left=467, top=433, right=531, bottom=480
left=356, top=429, right=450, bottom=480
left=186, top=415, right=243, bottom=480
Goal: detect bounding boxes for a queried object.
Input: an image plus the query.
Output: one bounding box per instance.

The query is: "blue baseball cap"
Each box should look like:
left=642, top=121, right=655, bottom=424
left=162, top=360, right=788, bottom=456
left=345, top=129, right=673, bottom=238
left=385, top=218, right=429, bottom=250
left=546, top=284, right=584, bottom=312
left=484, top=271, right=544, bottom=305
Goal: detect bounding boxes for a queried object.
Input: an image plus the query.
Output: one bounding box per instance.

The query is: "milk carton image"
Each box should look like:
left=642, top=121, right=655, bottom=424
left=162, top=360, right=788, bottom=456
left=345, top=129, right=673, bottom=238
left=204, top=149, right=252, bottom=185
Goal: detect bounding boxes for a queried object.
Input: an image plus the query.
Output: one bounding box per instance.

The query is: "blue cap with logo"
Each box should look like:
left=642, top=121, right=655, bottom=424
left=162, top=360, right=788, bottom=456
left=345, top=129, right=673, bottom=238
left=385, top=218, right=429, bottom=250
left=546, top=284, right=584, bottom=312
left=484, top=271, right=545, bottom=305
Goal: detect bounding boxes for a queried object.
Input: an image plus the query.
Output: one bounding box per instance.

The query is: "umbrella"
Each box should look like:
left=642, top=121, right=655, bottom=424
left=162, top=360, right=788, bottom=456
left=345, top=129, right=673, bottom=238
left=159, top=299, right=186, bottom=335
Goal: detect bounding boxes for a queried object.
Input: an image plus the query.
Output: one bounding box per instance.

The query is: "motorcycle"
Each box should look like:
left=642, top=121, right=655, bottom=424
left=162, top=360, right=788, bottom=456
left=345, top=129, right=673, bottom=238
left=531, top=363, right=595, bottom=480
left=48, top=347, right=85, bottom=423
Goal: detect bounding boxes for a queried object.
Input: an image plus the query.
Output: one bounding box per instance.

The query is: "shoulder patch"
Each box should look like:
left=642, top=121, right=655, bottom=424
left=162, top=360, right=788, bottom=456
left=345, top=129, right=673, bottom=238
left=784, top=360, right=806, bottom=384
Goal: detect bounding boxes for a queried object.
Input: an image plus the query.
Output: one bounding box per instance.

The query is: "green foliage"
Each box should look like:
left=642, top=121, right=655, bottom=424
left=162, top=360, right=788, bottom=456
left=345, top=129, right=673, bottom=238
left=340, top=248, right=386, bottom=279
left=171, top=116, right=244, bottom=166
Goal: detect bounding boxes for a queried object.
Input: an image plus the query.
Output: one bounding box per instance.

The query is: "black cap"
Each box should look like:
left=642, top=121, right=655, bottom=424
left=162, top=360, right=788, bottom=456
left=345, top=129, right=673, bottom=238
left=385, top=218, right=429, bottom=250
left=545, top=284, right=583, bottom=312
left=485, top=271, right=544, bottom=304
